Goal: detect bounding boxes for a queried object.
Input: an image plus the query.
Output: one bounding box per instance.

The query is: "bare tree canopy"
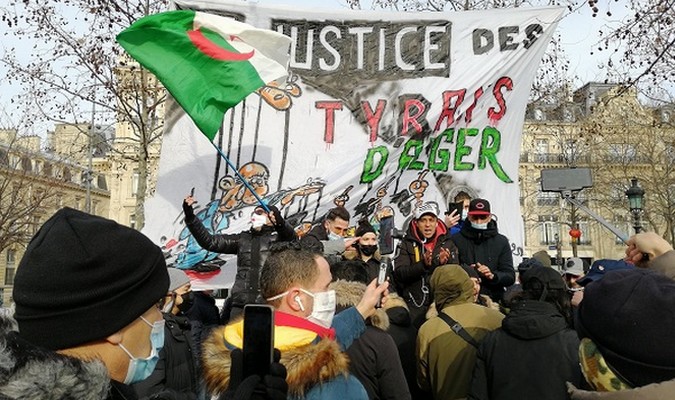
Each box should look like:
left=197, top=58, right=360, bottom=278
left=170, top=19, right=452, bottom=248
left=1, top=0, right=170, bottom=229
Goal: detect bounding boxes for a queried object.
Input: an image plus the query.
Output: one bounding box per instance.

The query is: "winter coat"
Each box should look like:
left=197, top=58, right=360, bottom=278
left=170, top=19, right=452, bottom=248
left=202, top=309, right=368, bottom=400
left=393, top=220, right=458, bottom=324
left=568, top=379, right=675, bottom=400
left=417, top=265, right=504, bottom=400
left=450, top=220, right=515, bottom=302
left=331, top=279, right=411, bottom=400
left=0, top=313, right=140, bottom=400
left=133, top=313, right=200, bottom=400
left=341, top=249, right=395, bottom=284
left=382, top=294, right=429, bottom=400
left=300, top=223, right=346, bottom=266
left=185, top=215, right=296, bottom=307
left=468, top=300, right=582, bottom=400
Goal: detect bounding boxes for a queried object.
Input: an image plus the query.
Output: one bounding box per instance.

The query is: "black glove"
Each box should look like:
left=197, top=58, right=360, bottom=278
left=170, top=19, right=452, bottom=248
left=268, top=205, right=284, bottom=228
left=182, top=199, right=195, bottom=220
left=219, top=348, right=288, bottom=400
left=262, top=349, right=288, bottom=400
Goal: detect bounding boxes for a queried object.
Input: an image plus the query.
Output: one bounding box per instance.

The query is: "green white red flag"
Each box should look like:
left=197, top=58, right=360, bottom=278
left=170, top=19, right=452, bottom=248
left=116, top=10, right=291, bottom=140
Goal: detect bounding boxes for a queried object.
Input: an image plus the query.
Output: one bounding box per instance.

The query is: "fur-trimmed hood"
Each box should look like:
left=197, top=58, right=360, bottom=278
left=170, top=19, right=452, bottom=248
left=0, top=313, right=111, bottom=399
left=202, top=318, right=351, bottom=398
left=330, top=280, right=390, bottom=331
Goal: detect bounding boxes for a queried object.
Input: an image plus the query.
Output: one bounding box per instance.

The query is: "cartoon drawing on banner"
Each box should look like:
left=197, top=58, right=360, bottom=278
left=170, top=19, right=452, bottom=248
left=256, top=72, right=302, bottom=111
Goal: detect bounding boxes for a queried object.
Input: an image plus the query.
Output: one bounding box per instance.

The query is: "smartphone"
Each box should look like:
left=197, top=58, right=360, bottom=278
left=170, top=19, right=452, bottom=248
left=189, top=187, right=198, bottom=204
left=378, top=215, right=395, bottom=255
left=242, top=304, right=275, bottom=378
left=446, top=201, right=463, bottom=217
left=376, top=260, right=388, bottom=308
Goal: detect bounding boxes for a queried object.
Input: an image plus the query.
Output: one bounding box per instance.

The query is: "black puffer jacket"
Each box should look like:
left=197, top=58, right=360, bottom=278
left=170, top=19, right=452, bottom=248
left=185, top=215, right=296, bottom=306
left=468, top=300, right=582, bottom=400
left=450, top=221, right=515, bottom=302
left=133, top=313, right=199, bottom=400
left=393, top=220, right=458, bottom=312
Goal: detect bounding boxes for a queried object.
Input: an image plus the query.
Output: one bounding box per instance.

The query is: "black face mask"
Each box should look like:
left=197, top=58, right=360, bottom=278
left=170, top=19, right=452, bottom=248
left=177, top=291, right=194, bottom=313
left=359, top=244, right=378, bottom=257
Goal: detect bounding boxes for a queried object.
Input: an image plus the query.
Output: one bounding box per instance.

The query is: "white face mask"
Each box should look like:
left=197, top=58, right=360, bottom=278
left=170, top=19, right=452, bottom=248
left=471, top=221, right=488, bottom=230
left=461, top=210, right=468, bottom=220
left=251, top=213, right=267, bottom=229
left=300, top=288, right=336, bottom=328
left=267, top=288, right=336, bottom=328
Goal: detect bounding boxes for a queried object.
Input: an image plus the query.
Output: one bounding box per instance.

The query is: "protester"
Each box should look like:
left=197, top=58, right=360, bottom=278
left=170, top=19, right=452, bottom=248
left=446, top=190, right=472, bottom=235
left=182, top=195, right=296, bottom=320
left=133, top=268, right=201, bottom=400
left=339, top=218, right=395, bottom=284
left=301, top=206, right=360, bottom=265
left=417, top=264, right=503, bottom=400
left=468, top=267, right=582, bottom=400
left=451, top=198, right=515, bottom=303
left=381, top=293, right=427, bottom=400
left=1, top=208, right=169, bottom=399
left=330, top=260, right=411, bottom=400
left=570, top=268, right=675, bottom=398
left=625, top=231, right=675, bottom=278
left=571, top=259, right=635, bottom=307
left=502, top=257, right=545, bottom=311
left=562, top=257, right=585, bottom=291
left=394, top=202, right=459, bottom=328
left=201, top=243, right=389, bottom=399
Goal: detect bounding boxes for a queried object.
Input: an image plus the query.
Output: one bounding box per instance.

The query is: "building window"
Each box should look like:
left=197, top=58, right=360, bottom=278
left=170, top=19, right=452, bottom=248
left=577, top=221, right=591, bottom=245
left=537, top=191, right=559, bottom=206
left=74, top=197, right=82, bottom=210
left=130, top=214, right=136, bottom=230
left=607, top=143, right=636, bottom=163
left=92, top=200, right=98, bottom=215
left=535, top=139, right=549, bottom=154
left=540, top=221, right=559, bottom=245
left=132, top=171, right=140, bottom=197
left=5, top=249, right=16, bottom=286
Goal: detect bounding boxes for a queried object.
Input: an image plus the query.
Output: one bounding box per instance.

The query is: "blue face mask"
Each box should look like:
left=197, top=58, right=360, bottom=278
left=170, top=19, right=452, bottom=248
left=118, top=316, right=165, bottom=384
left=471, top=221, right=489, bottom=230
left=327, top=230, right=342, bottom=241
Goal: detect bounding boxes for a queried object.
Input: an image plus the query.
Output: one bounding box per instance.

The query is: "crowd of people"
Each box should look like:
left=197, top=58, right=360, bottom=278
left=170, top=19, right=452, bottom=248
left=1, top=194, right=674, bottom=400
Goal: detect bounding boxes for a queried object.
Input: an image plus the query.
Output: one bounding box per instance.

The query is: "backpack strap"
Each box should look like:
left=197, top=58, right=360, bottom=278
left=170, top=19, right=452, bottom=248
left=437, top=311, right=480, bottom=348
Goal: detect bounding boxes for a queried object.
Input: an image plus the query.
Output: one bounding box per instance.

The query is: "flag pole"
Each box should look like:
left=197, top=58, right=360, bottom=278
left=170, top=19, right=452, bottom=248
left=209, top=141, right=271, bottom=213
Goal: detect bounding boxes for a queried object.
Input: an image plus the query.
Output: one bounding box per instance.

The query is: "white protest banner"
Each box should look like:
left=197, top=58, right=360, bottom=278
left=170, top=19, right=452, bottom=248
left=143, top=0, right=564, bottom=287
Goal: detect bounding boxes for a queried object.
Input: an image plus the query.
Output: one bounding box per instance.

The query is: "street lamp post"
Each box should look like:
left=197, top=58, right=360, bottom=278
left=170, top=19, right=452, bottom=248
left=625, top=177, right=645, bottom=233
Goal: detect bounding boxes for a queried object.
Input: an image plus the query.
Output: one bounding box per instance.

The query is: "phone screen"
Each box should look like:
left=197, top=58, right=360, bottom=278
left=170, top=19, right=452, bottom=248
left=243, top=304, right=275, bottom=377
left=447, top=202, right=463, bottom=217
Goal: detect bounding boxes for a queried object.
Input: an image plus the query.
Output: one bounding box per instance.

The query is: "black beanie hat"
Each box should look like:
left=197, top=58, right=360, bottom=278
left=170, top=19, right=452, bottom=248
left=576, top=269, right=675, bottom=387
left=13, top=207, right=169, bottom=350
left=355, top=219, right=376, bottom=238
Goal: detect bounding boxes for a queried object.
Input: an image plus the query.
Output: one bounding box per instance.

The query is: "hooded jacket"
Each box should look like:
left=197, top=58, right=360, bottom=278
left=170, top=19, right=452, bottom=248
left=468, top=300, right=582, bottom=400
left=0, top=312, right=167, bottom=400
left=394, top=219, right=458, bottom=311
left=201, top=309, right=368, bottom=400
left=382, top=294, right=428, bottom=400
left=185, top=215, right=296, bottom=306
left=416, top=265, right=504, bottom=400
left=331, top=280, right=411, bottom=400
left=450, top=220, right=515, bottom=302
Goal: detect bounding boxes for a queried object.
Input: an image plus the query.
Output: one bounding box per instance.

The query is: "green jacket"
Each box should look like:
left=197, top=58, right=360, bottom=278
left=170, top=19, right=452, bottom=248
left=416, top=265, right=504, bottom=400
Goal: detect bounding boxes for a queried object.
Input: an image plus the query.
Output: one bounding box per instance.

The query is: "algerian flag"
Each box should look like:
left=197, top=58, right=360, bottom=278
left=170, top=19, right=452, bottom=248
left=116, top=10, right=291, bottom=140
